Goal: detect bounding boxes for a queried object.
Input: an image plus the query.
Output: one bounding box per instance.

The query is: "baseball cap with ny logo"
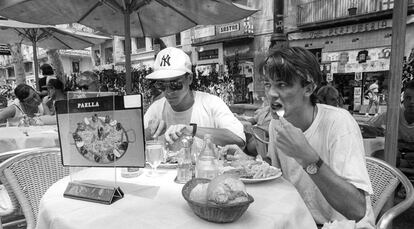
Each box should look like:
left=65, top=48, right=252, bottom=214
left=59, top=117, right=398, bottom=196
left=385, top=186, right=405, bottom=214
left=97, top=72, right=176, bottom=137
left=146, top=47, right=192, bottom=80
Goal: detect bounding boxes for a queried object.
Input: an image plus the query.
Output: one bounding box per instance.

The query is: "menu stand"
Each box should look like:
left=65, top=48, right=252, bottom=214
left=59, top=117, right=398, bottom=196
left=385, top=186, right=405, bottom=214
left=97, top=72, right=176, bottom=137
left=63, top=181, right=124, bottom=205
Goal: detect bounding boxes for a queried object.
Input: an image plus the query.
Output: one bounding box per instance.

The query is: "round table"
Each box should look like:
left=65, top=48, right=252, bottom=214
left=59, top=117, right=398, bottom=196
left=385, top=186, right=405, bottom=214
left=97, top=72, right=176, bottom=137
left=36, top=168, right=317, bottom=229
left=0, top=125, right=59, bottom=154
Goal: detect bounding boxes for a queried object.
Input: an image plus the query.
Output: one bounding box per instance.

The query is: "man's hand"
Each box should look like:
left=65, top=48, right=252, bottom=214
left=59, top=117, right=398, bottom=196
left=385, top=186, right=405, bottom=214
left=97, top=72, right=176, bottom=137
left=273, top=117, right=319, bottom=166
left=164, top=124, right=192, bottom=144
left=42, top=95, right=52, bottom=106
left=148, top=119, right=166, bottom=139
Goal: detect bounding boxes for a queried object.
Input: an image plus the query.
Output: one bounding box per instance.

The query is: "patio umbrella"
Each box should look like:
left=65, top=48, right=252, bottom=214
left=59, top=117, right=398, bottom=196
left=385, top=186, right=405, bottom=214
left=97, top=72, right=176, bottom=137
left=0, top=0, right=258, bottom=93
left=0, top=18, right=110, bottom=90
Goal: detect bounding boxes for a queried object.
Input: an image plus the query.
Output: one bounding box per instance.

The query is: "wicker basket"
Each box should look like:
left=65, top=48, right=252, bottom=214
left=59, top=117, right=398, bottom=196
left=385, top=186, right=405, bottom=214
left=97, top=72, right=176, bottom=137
left=182, top=178, right=254, bottom=223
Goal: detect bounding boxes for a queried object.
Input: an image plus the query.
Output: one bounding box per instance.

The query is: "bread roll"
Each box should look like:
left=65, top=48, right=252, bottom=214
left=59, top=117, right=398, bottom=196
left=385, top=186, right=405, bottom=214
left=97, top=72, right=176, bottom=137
left=207, top=174, right=248, bottom=204
left=189, top=183, right=209, bottom=204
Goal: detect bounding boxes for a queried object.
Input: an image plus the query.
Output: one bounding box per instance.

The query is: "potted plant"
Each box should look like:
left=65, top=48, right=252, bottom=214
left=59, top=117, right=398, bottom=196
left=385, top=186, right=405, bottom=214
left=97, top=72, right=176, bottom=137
left=348, top=0, right=357, bottom=15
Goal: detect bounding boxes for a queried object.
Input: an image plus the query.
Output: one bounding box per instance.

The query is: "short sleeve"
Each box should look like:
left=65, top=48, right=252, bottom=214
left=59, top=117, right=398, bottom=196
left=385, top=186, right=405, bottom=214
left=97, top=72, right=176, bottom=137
left=143, top=99, right=164, bottom=129
left=208, top=95, right=246, bottom=142
left=329, top=119, right=373, bottom=194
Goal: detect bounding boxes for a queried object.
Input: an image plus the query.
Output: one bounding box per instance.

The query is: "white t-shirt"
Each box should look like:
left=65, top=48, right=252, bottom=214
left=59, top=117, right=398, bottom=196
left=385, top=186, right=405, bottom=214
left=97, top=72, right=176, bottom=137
left=144, top=91, right=245, bottom=150
left=268, top=104, right=375, bottom=228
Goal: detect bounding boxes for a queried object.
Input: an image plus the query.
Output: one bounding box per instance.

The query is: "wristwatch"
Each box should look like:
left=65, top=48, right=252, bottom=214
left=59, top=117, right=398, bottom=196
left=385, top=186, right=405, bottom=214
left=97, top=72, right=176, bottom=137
left=304, top=157, right=323, bottom=175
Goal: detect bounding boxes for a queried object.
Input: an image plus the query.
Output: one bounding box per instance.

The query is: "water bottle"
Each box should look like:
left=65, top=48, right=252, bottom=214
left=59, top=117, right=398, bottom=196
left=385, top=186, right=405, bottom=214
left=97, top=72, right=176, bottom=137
left=195, top=134, right=219, bottom=180
left=176, top=137, right=193, bottom=183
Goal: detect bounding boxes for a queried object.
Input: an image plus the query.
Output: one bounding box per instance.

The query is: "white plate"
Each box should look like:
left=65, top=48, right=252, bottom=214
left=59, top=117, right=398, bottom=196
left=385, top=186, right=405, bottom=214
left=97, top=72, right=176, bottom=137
left=240, top=171, right=282, bottom=184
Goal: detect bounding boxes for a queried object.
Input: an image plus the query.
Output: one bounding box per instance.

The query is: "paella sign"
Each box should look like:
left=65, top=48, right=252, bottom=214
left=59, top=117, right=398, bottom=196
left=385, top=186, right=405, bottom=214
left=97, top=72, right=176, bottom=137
left=56, top=94, right=145, bottom=167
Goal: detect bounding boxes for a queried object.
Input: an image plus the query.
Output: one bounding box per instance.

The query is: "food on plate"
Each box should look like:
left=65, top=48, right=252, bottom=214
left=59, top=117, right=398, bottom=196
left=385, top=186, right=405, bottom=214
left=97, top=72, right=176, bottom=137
left=223, top=160, right=281, bottom=179
left=73, top=114, right=129, bottom=164
left=207, top=174, right=248, bottom=205
left=189, top=183, right=209, bottom=204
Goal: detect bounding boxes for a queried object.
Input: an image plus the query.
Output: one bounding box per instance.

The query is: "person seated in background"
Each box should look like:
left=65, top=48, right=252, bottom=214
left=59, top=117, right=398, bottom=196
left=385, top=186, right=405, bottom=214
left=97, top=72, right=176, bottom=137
left=368, top=80, right=414, bottom=165
left=42, top=79, right=66, bottom=115
left=144, top=47, right=245, bottom=151
left=76, top=71, right=100, bottom=92
left=236, top=78, right=272, bottom=159
left=0, top=84, right=55, bottom=126
left=263, top=47, right=374, bottom=228
left=316, top=85, right=341, bottom=107
left=39, top=64, right=57, bottom=97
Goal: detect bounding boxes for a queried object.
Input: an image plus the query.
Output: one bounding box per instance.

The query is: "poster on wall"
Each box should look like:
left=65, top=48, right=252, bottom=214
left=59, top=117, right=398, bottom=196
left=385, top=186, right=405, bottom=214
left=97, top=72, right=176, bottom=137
left=326, top=73, right=333, bottom=82
left=354, top=87, right=362, bottom=110
left=322, top=47, right=391, bottom=73
left=355, top=72, right=363, bottom=81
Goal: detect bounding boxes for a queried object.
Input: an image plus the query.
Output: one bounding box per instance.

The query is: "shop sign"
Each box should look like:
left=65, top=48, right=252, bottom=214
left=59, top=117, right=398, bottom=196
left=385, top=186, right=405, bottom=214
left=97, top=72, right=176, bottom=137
left=0, top=44, right=11, bottom=55
left=194, top=26, right=215, bottom=39
left=289, top=20, right=390, bottom=40
left=218, top=23, right=240, bottom=34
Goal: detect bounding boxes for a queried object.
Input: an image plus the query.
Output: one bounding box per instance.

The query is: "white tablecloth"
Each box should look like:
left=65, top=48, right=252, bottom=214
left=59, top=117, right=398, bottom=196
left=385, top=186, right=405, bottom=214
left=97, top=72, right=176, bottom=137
left=363, top=137, right=385, bottom=156
left=0, top=126, right=59, bottom=153
left=36, top=168, right=317, bottom=229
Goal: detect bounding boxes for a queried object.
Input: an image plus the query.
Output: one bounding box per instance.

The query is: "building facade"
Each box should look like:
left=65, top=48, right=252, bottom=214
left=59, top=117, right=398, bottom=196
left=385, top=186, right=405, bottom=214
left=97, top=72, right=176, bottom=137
left=286, top=0, right=414, bottom=113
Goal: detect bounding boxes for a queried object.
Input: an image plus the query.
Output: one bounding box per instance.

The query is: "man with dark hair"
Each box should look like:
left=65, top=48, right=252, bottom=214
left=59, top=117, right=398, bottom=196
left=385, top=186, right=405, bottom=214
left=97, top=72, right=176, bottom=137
left=43, top=79, right=66, bottom=115
left=39, top=63, right=56, bottom=96
left=317, top=85, right=341, bottom=107
left=263, top=47, right=374, bottom=228
left=369, top=80, right=414, bottom=151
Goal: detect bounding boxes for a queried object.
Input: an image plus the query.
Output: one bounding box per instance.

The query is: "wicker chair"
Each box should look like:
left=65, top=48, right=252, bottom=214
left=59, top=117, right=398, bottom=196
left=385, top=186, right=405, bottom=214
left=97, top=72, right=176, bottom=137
left=0, top=148, right=69, bottom=229
left=0, top=148, right=43, bottom=229
left=366, top=156, right=414, bottom=229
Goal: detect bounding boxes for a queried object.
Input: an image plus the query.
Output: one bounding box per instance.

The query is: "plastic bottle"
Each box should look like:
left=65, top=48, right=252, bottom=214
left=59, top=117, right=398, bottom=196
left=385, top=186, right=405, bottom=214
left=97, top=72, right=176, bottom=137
left=176, top=137, right=193, bottom=183
left=195, top=134, right=219, bottom=180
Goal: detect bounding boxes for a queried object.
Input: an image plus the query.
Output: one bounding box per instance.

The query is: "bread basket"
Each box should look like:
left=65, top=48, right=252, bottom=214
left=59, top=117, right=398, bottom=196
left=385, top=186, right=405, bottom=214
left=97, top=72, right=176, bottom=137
left=182, top=178, right=254, bottom=223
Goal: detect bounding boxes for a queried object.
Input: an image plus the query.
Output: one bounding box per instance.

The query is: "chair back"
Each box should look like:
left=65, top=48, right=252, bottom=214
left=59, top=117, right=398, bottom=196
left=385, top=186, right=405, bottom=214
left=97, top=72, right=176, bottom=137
left=0, top=148, right=69, bottom=229
left=0, top=148, right=43, bottom=228
left=365, top=156, right=414, bottom=229
left=251, top=125, right=269, bottom=158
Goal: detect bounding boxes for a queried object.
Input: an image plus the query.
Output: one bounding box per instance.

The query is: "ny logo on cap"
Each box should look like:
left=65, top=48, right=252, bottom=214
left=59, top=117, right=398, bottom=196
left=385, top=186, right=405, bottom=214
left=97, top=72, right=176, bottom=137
left=160, top=54, right=171, bottom=67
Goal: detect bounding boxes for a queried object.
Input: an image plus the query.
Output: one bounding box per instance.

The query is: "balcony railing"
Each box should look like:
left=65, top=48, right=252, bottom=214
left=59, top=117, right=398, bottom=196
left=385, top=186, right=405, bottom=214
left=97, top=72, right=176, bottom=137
left=297, top=0, right=414, bottom=25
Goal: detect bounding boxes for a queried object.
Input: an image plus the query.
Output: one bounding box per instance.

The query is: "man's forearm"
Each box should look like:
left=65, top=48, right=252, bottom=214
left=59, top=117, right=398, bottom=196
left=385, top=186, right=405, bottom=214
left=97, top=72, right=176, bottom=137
left=309, top=162, right=366, bottom=221
left=196, top=127, right=245, bottom=147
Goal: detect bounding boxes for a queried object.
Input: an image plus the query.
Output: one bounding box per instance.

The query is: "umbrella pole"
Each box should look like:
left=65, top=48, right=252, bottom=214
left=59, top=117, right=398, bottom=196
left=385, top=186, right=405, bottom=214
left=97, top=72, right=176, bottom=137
left=384, top=0, right=408, bottom=166
left=32, top=41, right=40, bottom=91
left=124, top=11, right=132, bottom=94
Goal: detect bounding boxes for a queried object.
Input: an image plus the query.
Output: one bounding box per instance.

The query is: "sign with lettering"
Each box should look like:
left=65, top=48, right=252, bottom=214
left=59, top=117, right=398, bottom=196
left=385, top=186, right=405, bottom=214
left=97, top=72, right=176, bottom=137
left=289, top=19, right=391, bottom=40
left=55, top=94, right=145, bottom=167
left=218, top=23, right=240, bottom=34
left=194, top=26, right=215, bottom=39
left=64, top=181, right=124, bottom=205
left=0, top=44, right=10, bottom=55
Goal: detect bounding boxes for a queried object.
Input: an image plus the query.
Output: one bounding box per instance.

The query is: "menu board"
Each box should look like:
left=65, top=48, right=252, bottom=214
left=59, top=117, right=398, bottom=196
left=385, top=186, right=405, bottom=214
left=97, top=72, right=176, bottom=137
left=55, top=94, right=145, bottom=167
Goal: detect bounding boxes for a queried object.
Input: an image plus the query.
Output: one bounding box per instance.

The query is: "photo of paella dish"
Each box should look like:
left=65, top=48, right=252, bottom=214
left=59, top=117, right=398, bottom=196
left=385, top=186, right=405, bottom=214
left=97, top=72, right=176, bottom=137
left=72, top=114, right=129, bottom=164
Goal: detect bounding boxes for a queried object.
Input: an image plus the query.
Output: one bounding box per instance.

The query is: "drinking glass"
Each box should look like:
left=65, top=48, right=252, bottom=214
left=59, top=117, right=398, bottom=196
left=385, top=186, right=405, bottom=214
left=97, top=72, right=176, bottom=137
left=145, top=140, right=165, bottom=177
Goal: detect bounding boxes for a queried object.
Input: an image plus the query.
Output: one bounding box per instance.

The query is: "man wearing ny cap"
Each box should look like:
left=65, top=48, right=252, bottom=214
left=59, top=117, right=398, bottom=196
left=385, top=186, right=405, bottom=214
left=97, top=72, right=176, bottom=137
left=144, top=47, right=245, bottom=149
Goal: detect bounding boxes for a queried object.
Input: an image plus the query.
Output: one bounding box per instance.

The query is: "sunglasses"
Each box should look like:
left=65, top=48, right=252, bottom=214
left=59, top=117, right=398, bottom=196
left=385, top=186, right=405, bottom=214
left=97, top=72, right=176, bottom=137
left=154, top=78, right=186, bottom=91
left=77, top=84, right=89, bottom=91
